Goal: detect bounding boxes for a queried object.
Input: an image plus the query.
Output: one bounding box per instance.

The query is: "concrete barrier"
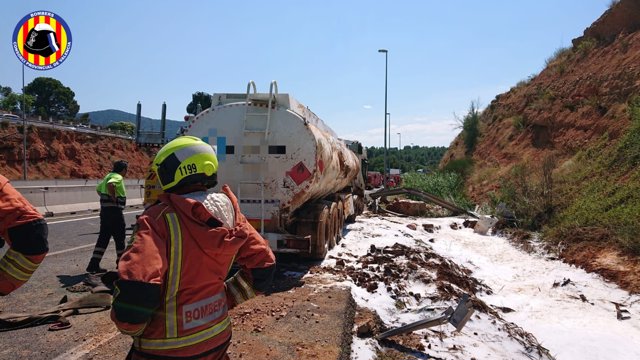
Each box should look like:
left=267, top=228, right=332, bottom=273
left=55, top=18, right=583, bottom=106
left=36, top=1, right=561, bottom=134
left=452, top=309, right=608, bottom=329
left=11, top=179, right=145, bottom=217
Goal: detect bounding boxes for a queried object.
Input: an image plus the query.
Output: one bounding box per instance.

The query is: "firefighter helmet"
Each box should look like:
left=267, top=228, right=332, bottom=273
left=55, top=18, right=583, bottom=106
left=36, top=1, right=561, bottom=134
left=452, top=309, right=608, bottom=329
left=153, top=136, right=218, bottom=192
left=24, top=23, right=60, bottom=57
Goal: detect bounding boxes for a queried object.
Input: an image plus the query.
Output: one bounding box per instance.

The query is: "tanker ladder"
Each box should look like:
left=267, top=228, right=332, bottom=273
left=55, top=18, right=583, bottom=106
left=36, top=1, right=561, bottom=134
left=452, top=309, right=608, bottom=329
left=238, top=81, right=279, bottom=233
left=242, top=80, right=278, bottom=141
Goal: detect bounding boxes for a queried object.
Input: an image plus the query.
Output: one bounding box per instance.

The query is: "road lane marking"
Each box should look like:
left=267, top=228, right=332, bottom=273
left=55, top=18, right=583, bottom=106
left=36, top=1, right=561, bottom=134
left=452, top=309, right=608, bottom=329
left=52, top=330, right=122, bottom=360
left=47, top=243, right=96, bottom=256
left=47, top=210, right=141, bottom=225
left=46, top=209, right=139, bottom=256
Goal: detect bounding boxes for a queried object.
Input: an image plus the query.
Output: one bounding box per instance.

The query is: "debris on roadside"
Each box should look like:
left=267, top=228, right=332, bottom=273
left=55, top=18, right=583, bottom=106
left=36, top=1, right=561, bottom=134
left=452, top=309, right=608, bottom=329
left=613, top=302, right=631, bottom=320
left=354, top=306, right=385, bottom=338
left=552, top=278, right=572, bottom=288
left=376, top=294, right=474, bottom=340
left=325, top=215, right=638, bottom=359
left=463, top=219, right=477, bottom=228
left=567, top=294, right=594, bottom=305
left=385, top=198, right=450, bottom=217
left=494, top=305, right=516, bottom=313
left=422, top=223, right=440, bottom=232
left=473, top=216, right=498, bottom=235
left=314, top=218, right=561, bottom=360
left=503, top=229, right=537, bottom=253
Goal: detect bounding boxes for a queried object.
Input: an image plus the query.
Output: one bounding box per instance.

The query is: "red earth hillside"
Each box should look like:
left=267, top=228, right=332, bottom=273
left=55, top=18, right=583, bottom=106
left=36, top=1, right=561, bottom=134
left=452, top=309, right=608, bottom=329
left=441, top=0, right=640, bottom=200
left=0, top=123, right=155, bottom=180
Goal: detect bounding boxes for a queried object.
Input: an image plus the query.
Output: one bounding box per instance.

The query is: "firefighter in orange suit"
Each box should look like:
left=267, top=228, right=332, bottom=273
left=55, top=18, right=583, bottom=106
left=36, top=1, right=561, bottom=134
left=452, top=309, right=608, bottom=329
left=0, top=174, right=49, bottom=295
left=111, top=136, right=276, bottom=360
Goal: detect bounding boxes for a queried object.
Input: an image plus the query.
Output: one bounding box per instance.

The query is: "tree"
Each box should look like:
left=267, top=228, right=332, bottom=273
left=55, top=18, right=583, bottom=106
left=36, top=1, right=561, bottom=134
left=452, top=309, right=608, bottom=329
left=365, top=145, right=448, bottom=173
left=0, top=86, right=34, bottom=115
left=107, top=121, right=136, bottom=135
left=24, top=77, right=80, bottom=120
left=0, top=85, right=11, bottom=97
left=1, top=92, right=21, bottom=113
left=186, top=91, right=212, bottom=115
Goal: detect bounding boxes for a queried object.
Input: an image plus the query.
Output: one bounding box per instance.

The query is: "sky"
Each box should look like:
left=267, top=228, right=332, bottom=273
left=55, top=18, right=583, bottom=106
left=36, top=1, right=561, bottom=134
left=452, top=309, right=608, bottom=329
left=318, top=215, right=640, bottom=359
left=0, top=1, right=612, bottom=148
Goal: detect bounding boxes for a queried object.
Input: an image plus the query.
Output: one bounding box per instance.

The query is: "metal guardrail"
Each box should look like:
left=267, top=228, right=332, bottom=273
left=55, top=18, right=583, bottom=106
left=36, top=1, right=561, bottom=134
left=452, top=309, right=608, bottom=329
left=11, top=179, right=145, bottom=216
left=1, top=116, right=134, bottom=140
left=369, top=187, right=479, bottom=219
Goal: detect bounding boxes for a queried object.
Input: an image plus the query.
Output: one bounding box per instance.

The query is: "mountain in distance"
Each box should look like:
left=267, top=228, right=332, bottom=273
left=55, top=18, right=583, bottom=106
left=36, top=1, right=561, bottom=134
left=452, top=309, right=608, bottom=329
left=77, top=109, right=185, bottom=141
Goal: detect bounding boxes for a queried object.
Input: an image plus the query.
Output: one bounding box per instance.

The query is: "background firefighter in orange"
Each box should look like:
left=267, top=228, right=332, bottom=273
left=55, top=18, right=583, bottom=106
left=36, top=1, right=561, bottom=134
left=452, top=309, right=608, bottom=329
left=0, top=174, right=49, bottom=296
left=111, top=136, right=276, bottom=360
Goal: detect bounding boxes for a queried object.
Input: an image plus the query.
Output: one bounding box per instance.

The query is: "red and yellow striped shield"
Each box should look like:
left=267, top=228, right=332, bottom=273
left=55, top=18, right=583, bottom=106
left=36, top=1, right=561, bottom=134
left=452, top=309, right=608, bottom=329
left=12, top=11, right=72, bottom=70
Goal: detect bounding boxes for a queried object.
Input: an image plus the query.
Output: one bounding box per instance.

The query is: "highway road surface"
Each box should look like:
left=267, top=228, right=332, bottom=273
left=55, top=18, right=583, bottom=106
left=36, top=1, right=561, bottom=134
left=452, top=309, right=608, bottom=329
left=0, top=210, right=142, bottom=360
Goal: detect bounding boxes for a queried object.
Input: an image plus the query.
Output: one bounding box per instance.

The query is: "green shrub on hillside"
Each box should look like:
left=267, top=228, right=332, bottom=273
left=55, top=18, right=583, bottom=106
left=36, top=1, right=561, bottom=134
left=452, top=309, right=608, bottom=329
left=575, top=37, right=597, bottom=58
left=545, top=47, right=572, bottom=67
left=488, top=155, right=555, bottom=230
left=403, top=172, right=472, bottom=210
left=545, top=96, right=640, bottom=254
left=512, top=115, right=527, bottom=131
left=513, top=74, right=537, bottom=91
left=461, top=102, right=480, bottom=154
left=442, top=157, right=474, bottom=178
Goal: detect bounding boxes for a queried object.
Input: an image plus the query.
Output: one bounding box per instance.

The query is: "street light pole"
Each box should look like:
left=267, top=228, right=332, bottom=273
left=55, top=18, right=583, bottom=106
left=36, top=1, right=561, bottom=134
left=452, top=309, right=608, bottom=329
left=378, top=49, right=388, bottom=189
left=386, top=112, right=391, bottom=149
left=397, top=132, right=401, bottom=150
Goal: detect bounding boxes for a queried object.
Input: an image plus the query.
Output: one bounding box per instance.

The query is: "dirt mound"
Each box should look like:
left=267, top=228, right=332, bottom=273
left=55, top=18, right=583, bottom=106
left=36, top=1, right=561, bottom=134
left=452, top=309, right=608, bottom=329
left=318, top=243, right=490, bottom=303
left=0, top=123, right=154, bottom=179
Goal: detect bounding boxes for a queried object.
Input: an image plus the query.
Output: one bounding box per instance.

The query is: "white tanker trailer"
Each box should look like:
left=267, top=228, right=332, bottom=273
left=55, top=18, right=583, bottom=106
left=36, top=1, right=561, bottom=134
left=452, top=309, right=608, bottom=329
left=183, top=81, right=366, bottom=259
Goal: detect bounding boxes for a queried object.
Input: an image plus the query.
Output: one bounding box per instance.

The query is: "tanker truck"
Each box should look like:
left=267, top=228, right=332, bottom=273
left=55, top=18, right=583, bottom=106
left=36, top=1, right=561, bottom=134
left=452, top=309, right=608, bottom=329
left=182, top=81, right=366, bottom=259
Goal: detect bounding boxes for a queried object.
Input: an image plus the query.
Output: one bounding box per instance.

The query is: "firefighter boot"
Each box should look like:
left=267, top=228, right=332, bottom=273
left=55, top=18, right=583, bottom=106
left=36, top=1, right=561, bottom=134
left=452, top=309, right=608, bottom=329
left=86, top=259, right=107, bottom=274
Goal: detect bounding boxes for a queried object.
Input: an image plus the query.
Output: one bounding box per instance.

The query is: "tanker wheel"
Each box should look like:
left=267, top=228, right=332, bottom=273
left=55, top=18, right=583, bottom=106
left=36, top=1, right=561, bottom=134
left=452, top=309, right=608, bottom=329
left=336, top=200, right=345, bottom=243
left=355, top=196, right=365, bottom=215
left=346, top=196, right=365, bottom=223
left=298, top=204, right=330, bottom=260
left=322, top=201, right=338, bottom=250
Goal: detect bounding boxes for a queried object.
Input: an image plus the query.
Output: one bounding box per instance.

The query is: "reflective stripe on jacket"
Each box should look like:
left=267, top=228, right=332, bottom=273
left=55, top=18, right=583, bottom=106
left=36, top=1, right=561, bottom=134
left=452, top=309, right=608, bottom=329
left=0, top=175, right=48, bottom=295
left=0, top=247, right=46, bottom=295
left=111, top=185, right=275, bottom=358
